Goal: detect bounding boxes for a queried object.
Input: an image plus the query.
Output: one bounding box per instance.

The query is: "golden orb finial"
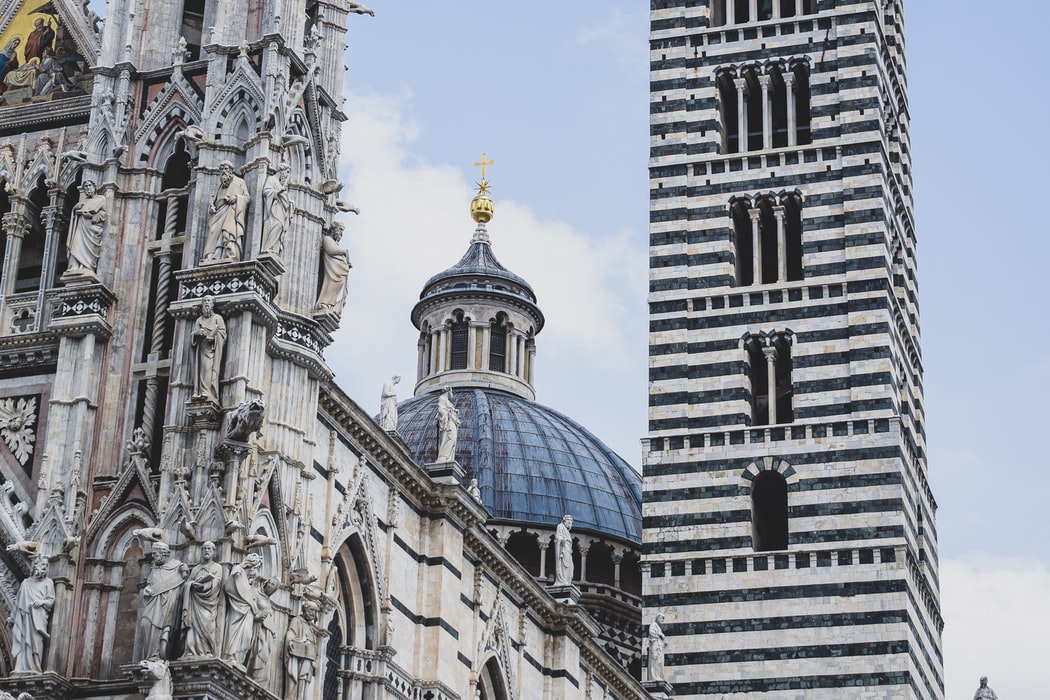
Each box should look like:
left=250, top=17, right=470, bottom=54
left=471, top=153, right=495, bottom=224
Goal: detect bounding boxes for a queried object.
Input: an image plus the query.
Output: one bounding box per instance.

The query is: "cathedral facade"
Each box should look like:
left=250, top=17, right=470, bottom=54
left=0, top=0, right=647, bottom=698
left=644, top=0, right=942, bottom=697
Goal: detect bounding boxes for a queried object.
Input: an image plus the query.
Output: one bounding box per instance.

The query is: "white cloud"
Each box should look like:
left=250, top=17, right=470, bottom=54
left=942, top=555, right=1050, bottom=698
left=329, top=89, right=647, bottom=452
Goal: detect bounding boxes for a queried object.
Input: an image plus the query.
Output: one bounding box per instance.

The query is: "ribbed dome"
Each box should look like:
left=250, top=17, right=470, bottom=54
left=396, top=388, right=641, bottom=542
left=418, top=237, right=537, bottom=307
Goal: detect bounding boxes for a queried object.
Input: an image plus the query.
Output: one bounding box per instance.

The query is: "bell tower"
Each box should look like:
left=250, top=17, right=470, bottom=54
left=644, top=1, right=942, bottom=697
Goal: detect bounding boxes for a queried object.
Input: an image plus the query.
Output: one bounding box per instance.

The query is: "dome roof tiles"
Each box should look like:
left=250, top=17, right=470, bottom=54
left=395, top=388, right=641, bottom=542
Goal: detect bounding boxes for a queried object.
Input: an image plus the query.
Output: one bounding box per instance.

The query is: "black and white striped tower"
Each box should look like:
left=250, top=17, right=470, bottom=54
left=644, top=1, right=942, bottom=697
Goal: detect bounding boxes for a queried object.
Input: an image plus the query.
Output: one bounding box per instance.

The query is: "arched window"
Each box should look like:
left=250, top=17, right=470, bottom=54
left=752, top=471, right=788, bottom=551
left=322, top=613, right=343, bottom=699
left=745, top=332, right=793, bottom=425
left=732, top=193, right=803, bottom=286
left=14, top=176, right=49, bottom=294
left=489, top=315, right=508, bottom=373
left=450, top=313, right=469, bottom=370
left=719, top=62, right=812, bottom=154
left=477, top=658, right=510, bottom=700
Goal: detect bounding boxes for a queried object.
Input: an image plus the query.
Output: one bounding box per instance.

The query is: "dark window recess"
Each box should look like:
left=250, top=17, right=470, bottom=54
left=489, top=324, right=506, bottom=372
left=651, top=563, right=666, bottom=578
left=671, top=561, right=686, bottom=577
left=752, top=471, right=788, bottom=551
left=450, top=323, right=469, bottom=370
left=180, top=0, right=206, bottom=60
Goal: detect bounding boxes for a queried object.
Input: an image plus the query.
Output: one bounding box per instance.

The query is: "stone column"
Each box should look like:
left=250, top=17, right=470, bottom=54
left=726, top=0, right=735, bottom=25
left=749, top=0, right=757, bottom=22
left=772, top=0, right=782, bottom=19
left=516, top=335, right=525, bottom=377
left=467, top=323, right=478, bottom=370
left=773, top=205, right=787, bottom=282
left=579, top=541, right=591, bottom=583
left=507, top=330, right=517, bottom=377
left=437, top=327, right=448, bottom=373
left=0, top=211, right=30, bottom=295
left=613, top=551, right=623, bottom=588
left=759, top=73, right=773, bottom=150
left=538, top=538, right=549, bottom=580
left=748, top=208, right=763, bottom=284
left=784, top=71, right=798, bottom=147
left=429, top=329, right=440, bottom=375
left=734, top=78, right=748, bottom=153
left=481, top=326, right=491, bottom=371
left=417, top=336, right=426, bottom=382
left=527, top=343, right=536, bottom=385
left=763, top=345, right=778, bottom=424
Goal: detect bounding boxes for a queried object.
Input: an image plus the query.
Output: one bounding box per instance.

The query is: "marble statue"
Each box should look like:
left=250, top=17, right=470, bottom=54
left=647, top=613, right=667, bottom=681
left=379, top=375, right=400, bottom=431
left=63, top=179, right=107, bottom=282
left=201, top=160, right=250, bottom=263
left=284, top=600, right=320, bottom=700
left=554, top=514, right=574, bottom=586
left=138, top=542, right=188, bottom=660
left=181, top=541, right=224, bottom=658
left=247, top=577, right=280, bottom=684
left=9, top=557, right=55, bottom=673
left=467, top=478, right=482, bottom=502
left=140, top=658, right=172, bottom=700
left=974, top=677, right=998, bottom=700
left=190, top=297, right=226, bottom=403
left=222, top=552, right=263, bottom=670
left=260, top=162, right=291, bottom=257
left=436, top=387, right=459, bottom=463
left=314, top=223, right=351, bottom=314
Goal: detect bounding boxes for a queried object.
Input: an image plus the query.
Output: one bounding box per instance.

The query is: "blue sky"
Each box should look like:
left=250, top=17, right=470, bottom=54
left=81, top=0, right=1049, bottom=695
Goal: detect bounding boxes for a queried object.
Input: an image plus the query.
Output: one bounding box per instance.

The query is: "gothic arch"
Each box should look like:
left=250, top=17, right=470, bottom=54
left=328, top=534, right=377, bottom=650
left=248, top=507, right=282, bottom=579
left=477, top=655, right=511, bottom=700
left=286, top=109, right=316, bottom=184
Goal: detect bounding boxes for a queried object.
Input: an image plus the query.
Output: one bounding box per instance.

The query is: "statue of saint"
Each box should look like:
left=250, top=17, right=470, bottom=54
left=201, top=160, right=250, bottom=263
left=260, top=163, right=291, bottom=257
left=138, top=542, right=188, bottom=660
left=435, top=387, right=459, bottom=463
left=314, top=223, right=351, bottom=315
left=63, top=179, right=107, bottom=283
left=9, top=557, right=54, bottom=673
left=974, top=677, right=998, bottom=700
left=284, top=601, right=320, bottom=700
left=554, top=514, right=574, bottom=586
left=181, top=541, right=224, bottom=658
left=379, top=375, right=400, bottom=431
left=191, top=297, right=226, bottom=403
left=247, top=577, right=280, bottom=685
left=647, top=613, right=667, bottom=681
left=222, top=553, right=263, bottom=670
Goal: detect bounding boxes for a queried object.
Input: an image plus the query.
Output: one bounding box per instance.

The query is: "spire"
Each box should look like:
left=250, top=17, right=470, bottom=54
left=470, top=153, right=495, bottom=242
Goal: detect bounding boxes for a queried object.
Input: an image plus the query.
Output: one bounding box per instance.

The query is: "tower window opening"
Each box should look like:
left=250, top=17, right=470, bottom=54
left=180, top=0, right=205, bottom=60
left=734, top=0, right=750, bottom=23
left=746, top=332, right=793, bottom=425
left=732, top=193, right=804, bottom=286
left=489, top=318, right=507, bottom=373
left=450, top=317, right=469, bottom=370
left=752, top=471, right=788, bottom=551
left=758, top=0, right=774, bottom=22
left=720, top=64, right=811, bottom=154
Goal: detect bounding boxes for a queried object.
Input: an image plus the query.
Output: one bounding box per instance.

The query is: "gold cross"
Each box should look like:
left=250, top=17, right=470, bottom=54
left=473, top=153, right=494, bottom=181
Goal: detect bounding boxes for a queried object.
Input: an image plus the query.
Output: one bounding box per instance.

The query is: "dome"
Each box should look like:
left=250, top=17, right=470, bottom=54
left=415, top=235, right=539, bottom=313
left=396, top=388, right=641, bottom=542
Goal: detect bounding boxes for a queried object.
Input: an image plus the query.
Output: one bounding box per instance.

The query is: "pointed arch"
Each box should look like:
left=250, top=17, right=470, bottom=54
left=478, top=656, right=511, bottom=700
